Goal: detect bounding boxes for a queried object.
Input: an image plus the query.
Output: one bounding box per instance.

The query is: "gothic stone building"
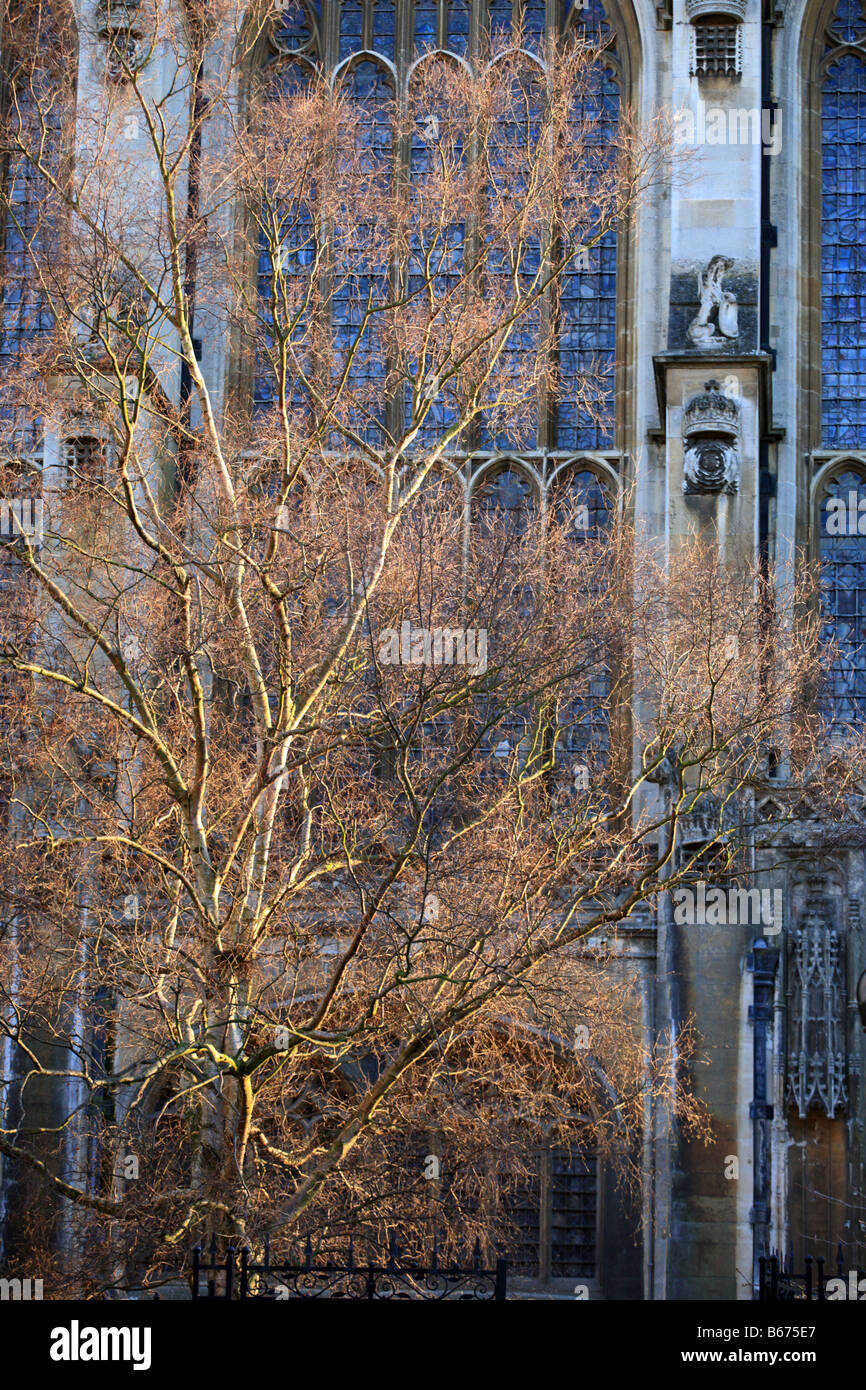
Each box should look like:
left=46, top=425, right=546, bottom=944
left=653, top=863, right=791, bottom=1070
left=1, top=0, right=866, bottom=1300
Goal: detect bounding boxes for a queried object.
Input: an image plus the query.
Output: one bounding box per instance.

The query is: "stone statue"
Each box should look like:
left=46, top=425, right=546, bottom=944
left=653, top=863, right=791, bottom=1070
left=687, top=255, right=739, bottom=349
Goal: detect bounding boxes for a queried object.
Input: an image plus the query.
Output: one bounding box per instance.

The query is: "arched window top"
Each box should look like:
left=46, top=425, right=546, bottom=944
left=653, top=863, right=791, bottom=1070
left=825, top=0, right=866, bottom=49
left=471, top=463, right=538, bottom=533
left=260, top=0, right=625, bottom=79
left=549, top=464, right=614, bottom=535
left=271, top=0, right=321, bottom=56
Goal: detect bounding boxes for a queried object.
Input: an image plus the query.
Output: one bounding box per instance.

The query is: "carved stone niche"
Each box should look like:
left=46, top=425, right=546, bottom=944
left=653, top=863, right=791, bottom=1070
left=786, top=878, right=848, bottom=1121
left=96, top=0, right=146, bottom=82
left=682, top=380, right=740, bottom=496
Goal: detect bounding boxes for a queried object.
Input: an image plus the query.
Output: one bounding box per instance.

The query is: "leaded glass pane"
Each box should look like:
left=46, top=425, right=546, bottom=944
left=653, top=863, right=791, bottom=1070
left=272, top=0, right=319, bottom=51
left=256, top=1, right=620, bottom=456
left=0, top=6, right=66, bottom=374
left=446, top=0, right=471, bottom=53
left=822, top=51, right=866, bottom=448
left=339, top=0, right=364, bottom=60
left=332, top=62, right=394, bottom=446
left=372, top=0, right=397, bottom=59
left=557, top=50, right=618, bottom=452
left=414, top=0, right=440, bottom=48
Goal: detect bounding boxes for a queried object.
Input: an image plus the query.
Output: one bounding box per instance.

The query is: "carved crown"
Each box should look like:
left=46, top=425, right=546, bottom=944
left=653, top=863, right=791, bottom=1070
left=683, top=382, right=741, bottom=439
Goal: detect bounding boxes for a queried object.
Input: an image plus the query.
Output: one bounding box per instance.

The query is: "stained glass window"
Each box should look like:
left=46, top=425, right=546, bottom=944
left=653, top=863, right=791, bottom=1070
left=272, top=0, right=319, bottom=51
left=822, top=49, right=866, bottom=448
left=256, top=1, right=621, bottom=455
left=472, top=464, right=535, bottom=535
left=557, top=0, right=618, bottom=451
left=0, top=4, right=67, bottom=374
left=446, top=0, right=471, bottom=53
left=819, top=469, right=866, bottom=727
left=332, top=61, right=394, bottom=446
left=339, top=0, right=364, bottom=59
left=414, top=0, right=440, bottom=48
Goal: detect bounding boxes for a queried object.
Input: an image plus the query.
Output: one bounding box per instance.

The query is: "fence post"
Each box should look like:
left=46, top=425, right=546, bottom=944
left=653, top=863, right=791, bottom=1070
left=240, top=1247, right=250, bottom=1300
left=225, top=1245, right=235, bottom=1301
left=191, top=1246, right=200, bottom=1301
left=494, top=1258, right=507, bottom=1302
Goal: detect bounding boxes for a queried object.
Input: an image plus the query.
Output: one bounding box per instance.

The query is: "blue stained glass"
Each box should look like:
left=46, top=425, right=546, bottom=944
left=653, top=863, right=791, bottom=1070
left=522, top=0, right=547, bottom=51
left=480, top=68, right=545, bottom=450
left=819, top=470, right=866, bottom=727
left=822, top=51, right=866, bottom=447
left=332, top=62, right=394, bottom=446
left=489, top=0, right=512, bottom=43
left=273, top=0, right=317, bottom=50
left=372, top=2, right=396, bottom=59
left=829, top=0, right=866, bottom=42
left=473, top=465, right=536, bottom=534
left=339, top=0, right=364, bottom=60
left=447, top=0, right=470, bottom=53
left=557, top=63, right=618, bottom=450
left=414, top=0, right=439, bottom=48
left=0, top=9, right=65, bottom=373
left=564, top=0, right=613, bottom=42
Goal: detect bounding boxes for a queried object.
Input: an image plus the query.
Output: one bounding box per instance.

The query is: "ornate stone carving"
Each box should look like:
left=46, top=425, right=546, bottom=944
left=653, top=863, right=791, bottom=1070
left=687, top=256, right=739, bottom=349
left=786, top=880, right=848, bottom=1120
left=682, top=380, right=740, bottom=495
left=96, top=0, right=146, bottom=82
left=686, top=0, right=746, bottom=18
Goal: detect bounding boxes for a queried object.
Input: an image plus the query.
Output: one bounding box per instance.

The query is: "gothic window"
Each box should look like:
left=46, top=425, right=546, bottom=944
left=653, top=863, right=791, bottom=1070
left=272, top=0, right=320, bottom=54
left=0, top=3, right=73, bottom=377
left=818, top=467, right=866, bottom=726
left=550, top=467, right=613, bottom=758
left=255, top=1, right=623, bottom=455
left=821, top=1, right=866, bottom=448
left=499, top=1145, right=598, bottom=1283
left=472, top=462, right=536, bottom=535
left=557, top=0, right=619, bottom=452
left=332, top=60, right=395, bottom=447
left=786, top=881, right=848, bottom=1119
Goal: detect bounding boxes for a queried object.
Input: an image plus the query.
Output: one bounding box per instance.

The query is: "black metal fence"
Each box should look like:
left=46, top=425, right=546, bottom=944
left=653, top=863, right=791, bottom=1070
left=758, top=1246, right=864, bottom=1301
left=191, top=1235, right=508, bottom=1300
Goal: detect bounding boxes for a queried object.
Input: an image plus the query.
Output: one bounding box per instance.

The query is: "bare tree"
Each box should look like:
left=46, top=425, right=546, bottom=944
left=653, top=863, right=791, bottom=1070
left=0, top=0, right=857, bottom=1295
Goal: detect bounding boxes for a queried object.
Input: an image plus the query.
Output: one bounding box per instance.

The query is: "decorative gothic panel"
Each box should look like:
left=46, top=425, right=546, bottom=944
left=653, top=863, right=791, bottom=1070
left=786, top=881, right=848, bottom=1120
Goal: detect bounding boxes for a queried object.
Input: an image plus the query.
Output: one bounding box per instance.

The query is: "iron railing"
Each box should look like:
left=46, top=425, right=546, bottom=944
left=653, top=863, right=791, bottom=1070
left=758, top=1245, right=864, bottom=1300
left=191, top=1234, right=508, bottom=1300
